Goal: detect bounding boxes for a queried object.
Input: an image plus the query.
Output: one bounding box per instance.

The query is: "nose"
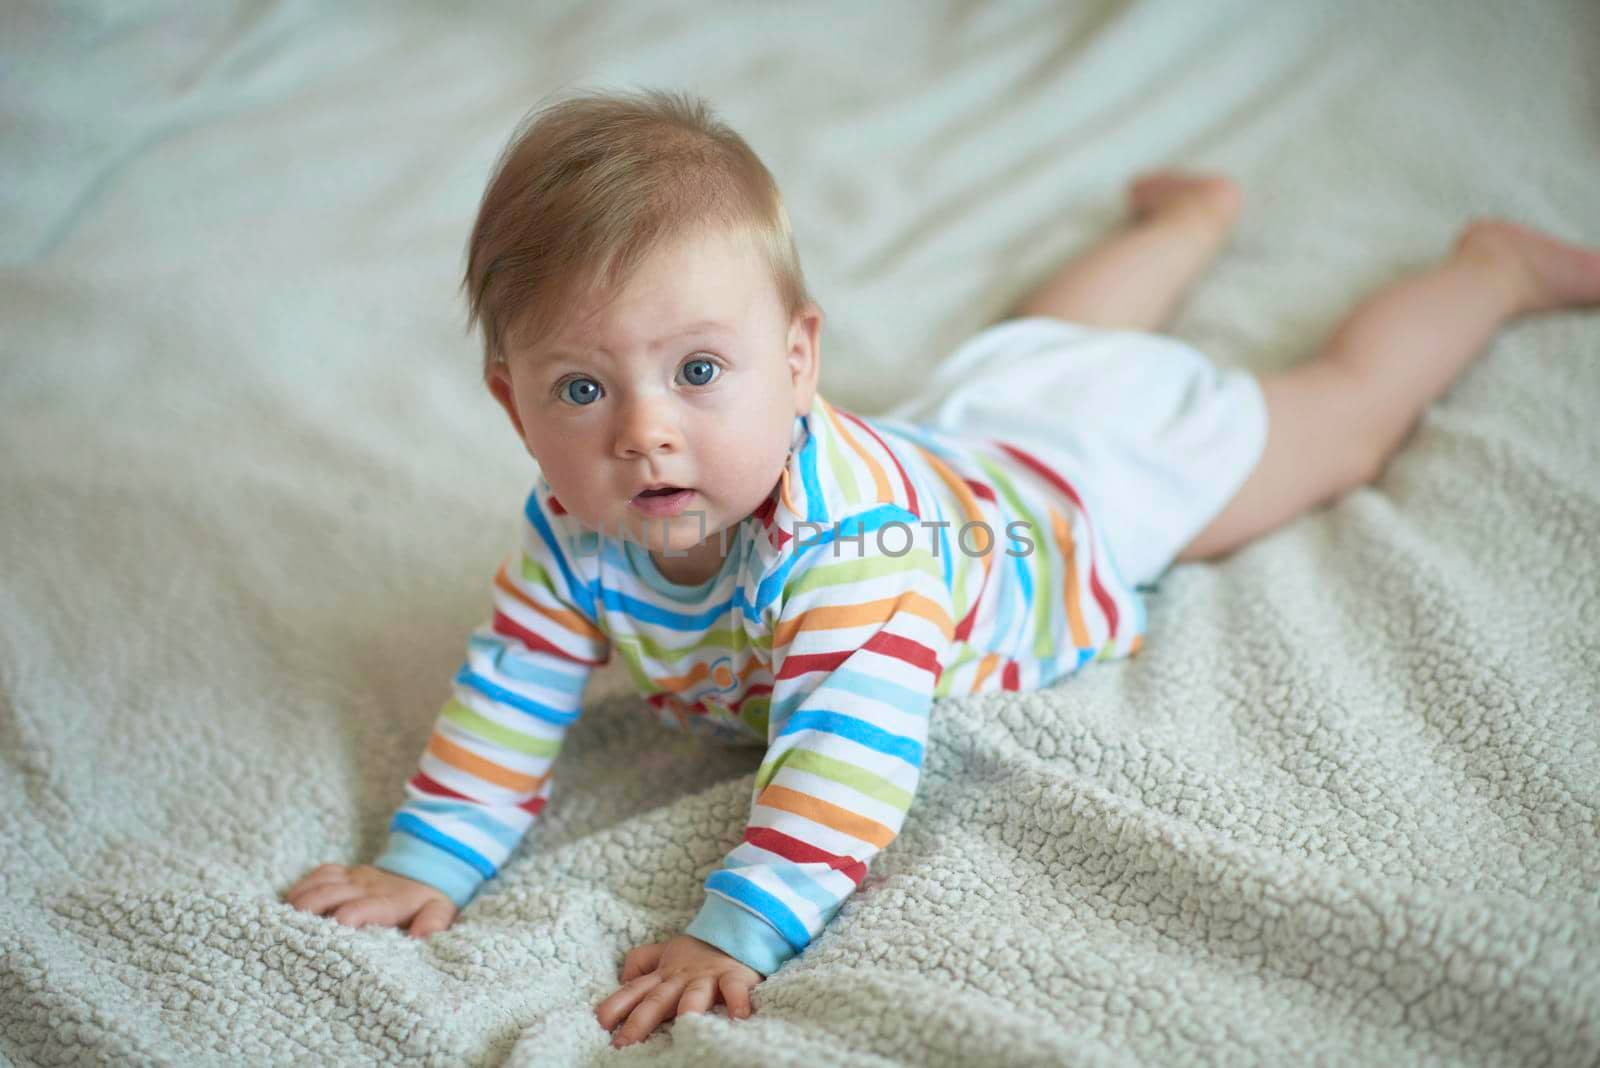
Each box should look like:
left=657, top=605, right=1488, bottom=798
left=612, top=391, right=682, bottom=459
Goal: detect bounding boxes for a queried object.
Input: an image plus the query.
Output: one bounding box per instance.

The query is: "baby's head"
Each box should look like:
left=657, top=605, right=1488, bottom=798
left=464, top=88, right=822, bottom=584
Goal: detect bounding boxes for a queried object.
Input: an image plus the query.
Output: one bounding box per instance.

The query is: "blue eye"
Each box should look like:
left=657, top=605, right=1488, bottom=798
left=561, top=378, right=600, bottom=406
left=681, top=358, right=718, bottom=386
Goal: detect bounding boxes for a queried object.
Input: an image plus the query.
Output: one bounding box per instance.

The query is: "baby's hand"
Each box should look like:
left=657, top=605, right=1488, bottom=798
left=596, top=934, right=761, bottom=1048
left=283, top=863, right=458, bottom=938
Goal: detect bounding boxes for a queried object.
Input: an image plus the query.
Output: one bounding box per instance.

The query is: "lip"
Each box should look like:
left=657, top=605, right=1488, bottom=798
left=630, top=487, right=695, bottom=517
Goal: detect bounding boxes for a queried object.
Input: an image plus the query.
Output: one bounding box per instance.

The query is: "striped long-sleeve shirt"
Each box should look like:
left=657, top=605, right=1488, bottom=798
left=372, top=393, right=1145, bottom=975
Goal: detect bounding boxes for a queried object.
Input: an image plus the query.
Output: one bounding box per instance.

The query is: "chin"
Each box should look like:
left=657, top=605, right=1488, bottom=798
left=621, top=517, right=696, bottom=549
left=652, top=528, right=714, bottom=555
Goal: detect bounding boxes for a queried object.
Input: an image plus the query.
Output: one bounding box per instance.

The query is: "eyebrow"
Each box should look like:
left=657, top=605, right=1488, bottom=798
left=658, top=320, right=729, bottom=342
left=535, top=320, right=732, bottom=366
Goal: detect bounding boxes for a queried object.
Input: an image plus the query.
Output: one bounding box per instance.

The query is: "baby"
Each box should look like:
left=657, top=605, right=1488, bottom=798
left=285, top=89, right=1600, bottom=1048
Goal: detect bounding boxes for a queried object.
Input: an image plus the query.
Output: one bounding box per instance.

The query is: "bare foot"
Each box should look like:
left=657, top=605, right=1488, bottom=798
left=1128, top=171, right=1243, bottom=234
left=1455, top=219, right=1600, bottom=314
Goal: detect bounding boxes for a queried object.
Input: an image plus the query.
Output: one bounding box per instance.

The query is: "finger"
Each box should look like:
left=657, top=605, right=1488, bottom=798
left=286, top=873, right=342, bottom=896
left=289, top=883, right=365, bottom=916
left=718, top=974, right=754, bottom=1020
left=612, top=980, right=681, bottom=1048
left=288, top=869, right=350, bottom=895
left=301, top=863, right=348, bottom=882
left=285, top=871, right=350, bottom=901
left=676, top=976, right=716, bottom=1018
left=407, top=900, right=457, bottom=939
left=621, top=942, right=665, bottom=983
left=332, top=897, right=402, bottom=929
left=595, top=973, right=662, bottom=1031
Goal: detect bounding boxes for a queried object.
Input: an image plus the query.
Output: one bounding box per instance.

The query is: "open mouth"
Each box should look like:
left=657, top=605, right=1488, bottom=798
left=631, top=486, right=695, bottom=515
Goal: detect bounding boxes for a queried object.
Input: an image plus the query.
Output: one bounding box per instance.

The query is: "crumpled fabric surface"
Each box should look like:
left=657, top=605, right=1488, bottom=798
left=2, top=1, right=1597, bottom=1065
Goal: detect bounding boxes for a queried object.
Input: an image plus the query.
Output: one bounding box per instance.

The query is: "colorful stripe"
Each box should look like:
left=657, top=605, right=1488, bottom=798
left=375, top=390, right=1145, bottom=974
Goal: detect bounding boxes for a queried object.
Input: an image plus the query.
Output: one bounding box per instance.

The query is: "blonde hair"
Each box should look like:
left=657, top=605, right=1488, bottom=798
left=462, top=87, right=813, bottom=376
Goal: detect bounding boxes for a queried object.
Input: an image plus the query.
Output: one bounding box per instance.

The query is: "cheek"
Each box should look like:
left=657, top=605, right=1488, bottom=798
left=523, top=426, right=596, bottom=497
left=712, top=419, right=789, bottom=485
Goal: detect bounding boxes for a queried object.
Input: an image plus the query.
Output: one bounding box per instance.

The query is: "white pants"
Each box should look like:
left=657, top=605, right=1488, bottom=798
left=883, top=317, right=1268, bottom=589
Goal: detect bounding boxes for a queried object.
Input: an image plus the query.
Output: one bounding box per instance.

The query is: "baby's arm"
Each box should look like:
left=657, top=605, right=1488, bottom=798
left=598, top=508, right=954, bottom=1045
left=285, top=495, right=610, bottom=934
left=687, top=508, right=955, bottom=972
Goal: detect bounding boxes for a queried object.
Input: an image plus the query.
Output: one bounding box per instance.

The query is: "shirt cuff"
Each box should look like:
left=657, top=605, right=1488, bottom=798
left=685, top=894, right=797, bottom=976
left=370, top=829, right=485, bottom=909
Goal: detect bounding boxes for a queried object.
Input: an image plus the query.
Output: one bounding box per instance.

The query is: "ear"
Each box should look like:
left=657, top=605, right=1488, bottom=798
left=486, top=364, right=528, bottom=440
left=786, top=302, right=824, bottom=417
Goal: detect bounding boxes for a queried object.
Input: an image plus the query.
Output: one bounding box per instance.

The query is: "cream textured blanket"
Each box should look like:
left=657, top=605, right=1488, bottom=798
left=3, top=1, right=1597, bottom=1065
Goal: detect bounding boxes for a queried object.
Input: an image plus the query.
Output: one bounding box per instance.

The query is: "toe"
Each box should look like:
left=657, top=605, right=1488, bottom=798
left=1128, top=172, right=1240, bottom=226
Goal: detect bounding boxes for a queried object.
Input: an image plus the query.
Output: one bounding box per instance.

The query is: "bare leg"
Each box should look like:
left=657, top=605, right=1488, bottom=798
left=1010, top=172, right=1242, bottom=332
left=1176, top=220, right=1600, bottom=565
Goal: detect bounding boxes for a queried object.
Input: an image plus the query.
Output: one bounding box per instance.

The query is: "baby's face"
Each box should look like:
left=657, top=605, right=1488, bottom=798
left=488, top=223, right=821, bottom=585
